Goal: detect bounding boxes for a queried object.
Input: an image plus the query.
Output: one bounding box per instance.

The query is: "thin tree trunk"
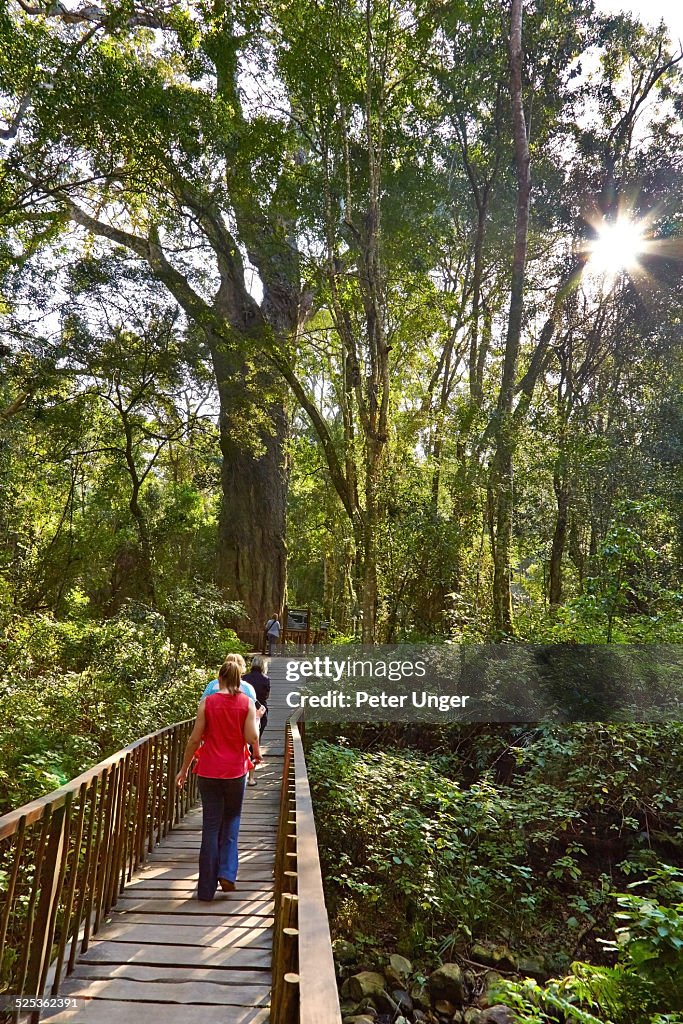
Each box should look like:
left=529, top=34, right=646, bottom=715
left=469, top=202, right=487, bottom=404
left=121, top=416, right=156, bottom=604
left=549, top=464, right=569, bottom=606
left=568, top=515, right=585, bottom=584
left=361, top=443, right=382, bottom=642
left=129, top=479, right=156, bottom=604
left=491, top=0, right=531, bottom=636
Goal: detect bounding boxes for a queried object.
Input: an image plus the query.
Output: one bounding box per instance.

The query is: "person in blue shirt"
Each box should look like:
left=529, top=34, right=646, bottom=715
left=200, top=653, right=256, bottom=702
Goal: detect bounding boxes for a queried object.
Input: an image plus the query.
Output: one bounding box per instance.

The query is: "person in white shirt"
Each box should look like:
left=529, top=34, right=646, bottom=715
left=264, top=613, right=280, bottom=655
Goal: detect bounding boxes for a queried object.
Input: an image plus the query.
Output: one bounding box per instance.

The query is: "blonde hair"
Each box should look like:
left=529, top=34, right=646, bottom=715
left=218, top=661, right=242, bottom=694
left=223, top=652, right=246, bottom=674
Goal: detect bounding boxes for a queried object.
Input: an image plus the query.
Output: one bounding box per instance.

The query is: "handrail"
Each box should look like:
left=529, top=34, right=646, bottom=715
left=271, top=712, right=343, bottom=1024
left=0, top=719, right=198, bottom=1019
left=1, top=712, right=344, bottom=1023
left=0, top=722, right=185, bottom=841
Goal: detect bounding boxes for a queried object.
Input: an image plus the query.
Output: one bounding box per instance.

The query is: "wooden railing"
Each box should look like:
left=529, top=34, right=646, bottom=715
left=0, top=720, right=197, bottom=1021
left=271, top=713, right=343, bottom=1024
left=1, top=713, right=343, bottom=1024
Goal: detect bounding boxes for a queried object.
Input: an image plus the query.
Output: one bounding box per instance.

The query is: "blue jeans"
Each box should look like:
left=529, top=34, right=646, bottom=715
left=197, top=775, right=246, bottom=900
left=221, top=775, right=248, bottom=884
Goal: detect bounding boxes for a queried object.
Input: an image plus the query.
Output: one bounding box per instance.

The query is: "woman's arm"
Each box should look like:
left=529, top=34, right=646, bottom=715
left=175, top=701, right=206, bottom=787
left=244, top=702, right=262, bottom=764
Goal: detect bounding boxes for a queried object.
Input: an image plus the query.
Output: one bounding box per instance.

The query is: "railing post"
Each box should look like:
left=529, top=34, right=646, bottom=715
left=135, top=740, right=150, bottom=869
left=0, top=815, right=26, bottom=957
left=25, top=796, right=71, bottom=1020
left=51, top=784, right=88, bottom=994
left=281, top=972, right=300, bottom=1024
left=15, top=809, right=51, bottom=999
left=93, top=763, right=117, bottom=934
left=68, top=779, right=98, bottom=972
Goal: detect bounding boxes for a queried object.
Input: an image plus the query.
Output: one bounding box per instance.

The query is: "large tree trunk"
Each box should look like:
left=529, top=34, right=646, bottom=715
left=212, top=349, right=288, bottom=629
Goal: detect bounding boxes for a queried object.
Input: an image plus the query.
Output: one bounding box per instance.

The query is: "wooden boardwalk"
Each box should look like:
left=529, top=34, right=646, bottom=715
left=44, top=663, right=291, bottom=1024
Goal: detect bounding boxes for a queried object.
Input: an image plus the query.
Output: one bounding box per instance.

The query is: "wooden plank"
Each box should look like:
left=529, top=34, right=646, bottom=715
left=132, top=865, right=274, bottom=878
left=44, top=1001, right=270, bottom=1023
left=226, top=821, right=278, bottom=828
left=124, top=879, right=273, bottom=892
left=128, top=867, right=213, bottom=880
left=134, top=859, right=274, bottom=877
left=95, top=921, right=273, bottom=948
left=164, top=832, right=277, bottom=844
left=138, top=853, right=274, bottom=871
left=157, top=824, right=277, bottom=835
left=80, top=940, right=271, bottom=969
left=101, top=912, right=275, bottom=929
left=240, top=809, right=280, bottom=816
left=172, top=811, right=278, bottom=819
left=112, top=896, right=275, bottom=915
left=156, top=824, right=278, bottom=835
left=151, top=838, right=276, bottom=849
left=120, top=888, right=273, bottom=902
left=72, top=963, right=271, bottom=987
left=50, top=974, right=271, bottom=1006
left=145, top=851, right=273, bottom=862
left=174, top=809, right=279, bottom=817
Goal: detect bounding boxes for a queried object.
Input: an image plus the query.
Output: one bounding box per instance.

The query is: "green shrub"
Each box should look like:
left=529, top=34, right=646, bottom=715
left=0, top=613, right=209, bottom=812
left=157, top=583, right=248, bottom=663
left=308, top=726, right=683, bottom=966
left=495, top=869, right=683, bottom=1023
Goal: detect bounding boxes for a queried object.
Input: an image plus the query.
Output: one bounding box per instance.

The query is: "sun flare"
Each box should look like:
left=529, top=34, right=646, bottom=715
left=585, top=217, right=646, bottom=278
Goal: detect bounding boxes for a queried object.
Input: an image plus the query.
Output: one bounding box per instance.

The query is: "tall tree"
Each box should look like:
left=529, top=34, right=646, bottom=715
left=0, top=0, right=307, bottom=625
left=489, top=0, right=531, bottom=634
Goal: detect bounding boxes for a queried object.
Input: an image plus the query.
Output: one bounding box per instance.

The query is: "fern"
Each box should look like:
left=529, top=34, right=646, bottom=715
left=495, top=874, right=683, bottom=1024
left=494, top=974, right=616, bottom=1024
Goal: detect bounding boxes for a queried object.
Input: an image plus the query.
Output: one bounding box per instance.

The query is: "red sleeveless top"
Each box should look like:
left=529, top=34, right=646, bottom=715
left=196, top=690, right=251, bottom=779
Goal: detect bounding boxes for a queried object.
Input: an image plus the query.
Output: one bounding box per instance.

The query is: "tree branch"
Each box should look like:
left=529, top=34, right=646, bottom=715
left=269, top=351, right=356, bottom=522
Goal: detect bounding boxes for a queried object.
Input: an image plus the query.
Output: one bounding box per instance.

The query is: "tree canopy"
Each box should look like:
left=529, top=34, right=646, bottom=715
left=0, top=0, right=681, bottom=639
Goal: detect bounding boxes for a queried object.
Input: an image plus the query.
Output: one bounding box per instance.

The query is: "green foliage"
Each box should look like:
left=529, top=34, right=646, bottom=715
left=308, top=725, right=683, bottom=967
left=1, top=0, right=682, bottom=640
left=158, top=583, right=247, bottom=664
left=0, top=611, right=220, bottom=813
left=495, top=869, right=683, bottom=1023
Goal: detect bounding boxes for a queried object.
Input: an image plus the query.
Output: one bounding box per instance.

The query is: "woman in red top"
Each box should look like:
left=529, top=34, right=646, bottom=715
left=176, top=661, right=262, bottom=901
